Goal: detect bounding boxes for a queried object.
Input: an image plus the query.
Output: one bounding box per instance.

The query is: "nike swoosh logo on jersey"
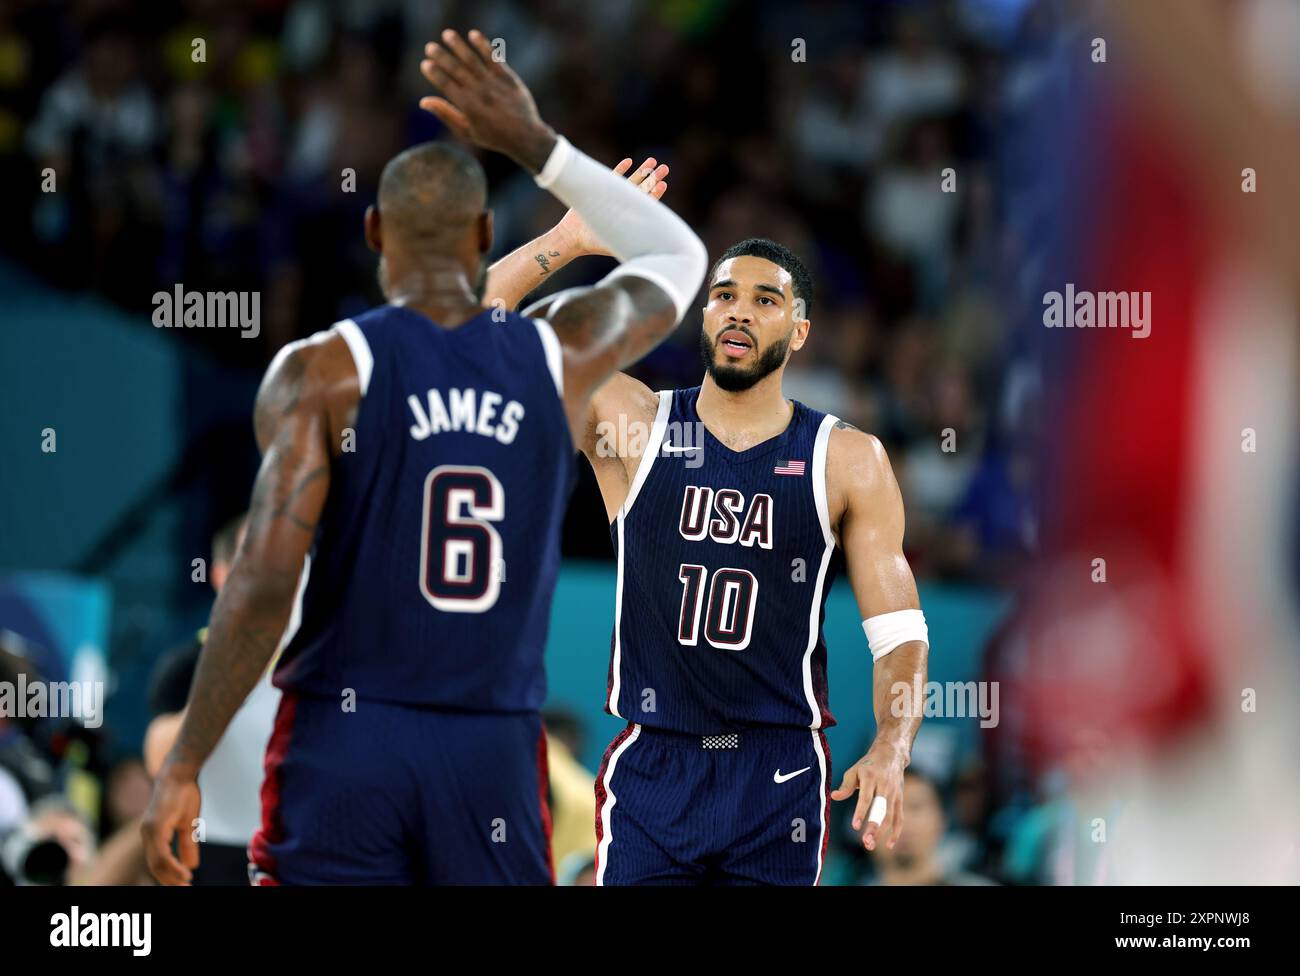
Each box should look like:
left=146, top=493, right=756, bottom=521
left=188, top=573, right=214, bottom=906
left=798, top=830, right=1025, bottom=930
left=662, top=443, right=702, bottom=453
left=773, top=766, right=811, bottom=784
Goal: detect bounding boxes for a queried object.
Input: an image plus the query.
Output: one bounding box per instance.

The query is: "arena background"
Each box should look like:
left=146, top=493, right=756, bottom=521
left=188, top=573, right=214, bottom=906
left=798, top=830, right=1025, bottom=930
left=1, top=0, right=1297, bottom=887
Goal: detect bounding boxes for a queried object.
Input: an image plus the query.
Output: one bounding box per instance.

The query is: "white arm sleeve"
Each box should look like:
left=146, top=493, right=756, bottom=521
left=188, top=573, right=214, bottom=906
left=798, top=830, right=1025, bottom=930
left=535, top=136, right=708, bottom=322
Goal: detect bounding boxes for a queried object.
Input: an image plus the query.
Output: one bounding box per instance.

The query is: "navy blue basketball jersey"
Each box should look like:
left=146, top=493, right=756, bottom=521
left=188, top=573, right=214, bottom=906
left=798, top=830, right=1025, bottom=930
left=272, top=304, right=575, bottom=712
left=606, top=386, right=841, bottom=733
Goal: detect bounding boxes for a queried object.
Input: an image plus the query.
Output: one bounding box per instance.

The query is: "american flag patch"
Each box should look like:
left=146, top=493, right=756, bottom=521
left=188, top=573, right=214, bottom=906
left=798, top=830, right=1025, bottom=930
left=773, top=459, right=806, bottom=476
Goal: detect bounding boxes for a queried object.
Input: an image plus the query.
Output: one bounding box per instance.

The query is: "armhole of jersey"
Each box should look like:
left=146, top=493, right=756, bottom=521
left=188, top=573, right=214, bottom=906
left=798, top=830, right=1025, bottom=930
left=532, top=318, right=565, bottom=400
left=813, top=414, right=837, bottom=547
left=620, top=389, right=672, bottom=517
left=268, top=553, right=311, bottom=674
left=332, top=318, right=372, bottom=396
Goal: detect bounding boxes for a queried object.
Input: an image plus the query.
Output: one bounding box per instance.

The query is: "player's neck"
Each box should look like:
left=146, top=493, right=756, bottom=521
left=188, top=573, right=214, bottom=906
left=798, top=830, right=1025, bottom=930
left=382, top=256, right=484, bottom=327
left=697, top=371, right=792, bottom=441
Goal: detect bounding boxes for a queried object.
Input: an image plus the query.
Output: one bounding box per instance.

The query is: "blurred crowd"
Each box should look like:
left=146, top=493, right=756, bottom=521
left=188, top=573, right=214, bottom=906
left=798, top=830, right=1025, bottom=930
left=2, top=0, right=1044, bottom=579
left=0, top=0, right=1069, bottom=885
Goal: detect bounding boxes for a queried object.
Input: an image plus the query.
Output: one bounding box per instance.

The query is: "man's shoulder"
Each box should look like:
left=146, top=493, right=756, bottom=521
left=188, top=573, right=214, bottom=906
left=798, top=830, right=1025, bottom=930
left=826, top=418, right=888, bottom=468
left=594, top=373, right=664, bottom=420
left=823, top=419, right=899, bottom=521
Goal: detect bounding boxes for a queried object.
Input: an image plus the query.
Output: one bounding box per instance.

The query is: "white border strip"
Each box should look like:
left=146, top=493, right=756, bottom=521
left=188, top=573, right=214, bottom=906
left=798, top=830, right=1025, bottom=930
left=610, top=515, right=627, bottom=718
left=801, top=414, right=838, bottom=727
left=620, top=389, right=672, bottom=517
left=532, top=318, right=565, bottom=399
left=812, top=414, right=837, bottom=546
left=332, top=318, right=373, bottom=396
left=609, top=391, right=672, bottom=718
left=811, top=730, right=829, bottom=885
left=595, top=723, right=641, bottom=886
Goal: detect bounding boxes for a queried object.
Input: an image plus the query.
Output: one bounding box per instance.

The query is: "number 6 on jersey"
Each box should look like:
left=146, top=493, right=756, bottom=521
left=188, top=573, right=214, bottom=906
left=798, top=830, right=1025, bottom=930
left=420, top=465, right=505, bottom=612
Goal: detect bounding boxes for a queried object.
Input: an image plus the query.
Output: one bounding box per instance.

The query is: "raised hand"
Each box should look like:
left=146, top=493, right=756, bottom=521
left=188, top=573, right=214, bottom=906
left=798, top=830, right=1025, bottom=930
left=556, top=157, right=670, bottom=256
left=419, top=28, right=557, bottom=173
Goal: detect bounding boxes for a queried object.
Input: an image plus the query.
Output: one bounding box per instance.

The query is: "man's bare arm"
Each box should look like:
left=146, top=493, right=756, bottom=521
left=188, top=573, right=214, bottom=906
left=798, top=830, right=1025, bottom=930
left=483, top=226, right=590, bottom=315
left=143, top=334, right=356, bottom=883
left=164, top=341, right=345, bottom=775
left=828, top=423, right=928, bottom=851
left=543, top=276, right=677, bottom=447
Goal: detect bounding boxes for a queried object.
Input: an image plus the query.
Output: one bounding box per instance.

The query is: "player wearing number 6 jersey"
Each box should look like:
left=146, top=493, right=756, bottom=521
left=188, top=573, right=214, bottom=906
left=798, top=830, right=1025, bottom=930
left=488, top=230, right=929, bottom=884
left=140, top=28, right=706, bottom=886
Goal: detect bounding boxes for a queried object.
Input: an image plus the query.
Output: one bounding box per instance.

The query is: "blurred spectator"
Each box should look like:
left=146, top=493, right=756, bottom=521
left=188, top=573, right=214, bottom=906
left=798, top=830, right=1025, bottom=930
left=101, top=756, right=151, bottom=837
left=144, top=512, right=275, bottom=886
left=0, top=640, right=58, bottom=811
left=1, top=796, right=95, bottom=886
left=862, top=9, right=964, bottom=137
left=541, top=708, right=597, bottom=874
left=0, top=766, right=26, bottom=838
left=866, top=768, right=998, bottom=886
left=25, top=11, right=160, bottom=301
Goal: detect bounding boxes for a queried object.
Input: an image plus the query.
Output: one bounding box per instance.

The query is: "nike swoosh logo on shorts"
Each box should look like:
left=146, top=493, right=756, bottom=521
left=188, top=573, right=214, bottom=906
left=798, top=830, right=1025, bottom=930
left=773, top=766, right=811, bottom=784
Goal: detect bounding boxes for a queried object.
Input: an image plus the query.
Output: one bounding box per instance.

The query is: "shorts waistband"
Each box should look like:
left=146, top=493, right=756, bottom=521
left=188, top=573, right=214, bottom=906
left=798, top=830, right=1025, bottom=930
left=629, top=723, right=823, bottom=750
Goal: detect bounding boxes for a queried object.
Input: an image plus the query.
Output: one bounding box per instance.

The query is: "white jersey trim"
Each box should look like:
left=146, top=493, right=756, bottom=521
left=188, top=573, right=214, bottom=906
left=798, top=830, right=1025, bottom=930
left=609, top=390, right=671, bottom=719
left=332, top=318, right=373, bottom=396
left=812, top=730, right=829, bottom=885
left=595, top=723, right=641, bottom=886
left=812, top=413, right=837, bottom=547
left=620, top=389, right=672, bottom=517
left=801, top=414, right=839, bottom=729
left=274, top=554, right=311, bottom=665
left=532, top=318, right=565, bottom=400
left=610, top=515, right=627, bottom=718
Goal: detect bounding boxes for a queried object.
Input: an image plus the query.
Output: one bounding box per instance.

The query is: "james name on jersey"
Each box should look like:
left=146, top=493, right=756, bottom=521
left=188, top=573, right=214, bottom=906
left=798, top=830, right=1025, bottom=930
left=406, top=386, right=526, bottom=444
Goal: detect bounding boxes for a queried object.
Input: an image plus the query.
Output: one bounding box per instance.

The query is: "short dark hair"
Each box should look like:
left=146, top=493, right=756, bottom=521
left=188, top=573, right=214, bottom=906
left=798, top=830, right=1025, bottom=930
left=377, top=141, right=487, bottom=244
left=709, top=238, right=814, bottom=316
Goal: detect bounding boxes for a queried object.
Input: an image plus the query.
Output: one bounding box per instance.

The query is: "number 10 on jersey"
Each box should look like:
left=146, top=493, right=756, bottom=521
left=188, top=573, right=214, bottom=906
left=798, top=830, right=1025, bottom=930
left=677, top=564, right=757, bottom=650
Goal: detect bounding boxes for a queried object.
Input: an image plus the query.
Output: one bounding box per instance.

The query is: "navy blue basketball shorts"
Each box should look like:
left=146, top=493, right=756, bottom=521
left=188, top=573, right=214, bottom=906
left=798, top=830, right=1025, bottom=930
left=249, top=693, right=553, bottom=885
left=593, top=722, right=832, bottom=885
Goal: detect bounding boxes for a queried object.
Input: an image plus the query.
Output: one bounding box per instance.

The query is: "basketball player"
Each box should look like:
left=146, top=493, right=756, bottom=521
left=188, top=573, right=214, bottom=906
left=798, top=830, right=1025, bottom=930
left=141, top=28, right=707, bottom=885
left=488, top=232, right=929, bottom=884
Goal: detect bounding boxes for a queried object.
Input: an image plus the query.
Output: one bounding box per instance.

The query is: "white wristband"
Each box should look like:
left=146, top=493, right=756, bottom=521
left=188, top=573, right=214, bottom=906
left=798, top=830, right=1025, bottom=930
left=863, top=609, right=928, bottom=662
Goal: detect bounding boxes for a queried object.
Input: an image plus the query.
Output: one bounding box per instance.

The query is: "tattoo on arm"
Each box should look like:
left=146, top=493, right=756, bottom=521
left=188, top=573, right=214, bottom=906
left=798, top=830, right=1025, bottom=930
left=168, top=344, right=337, bottom=774
left=834, top=419, right=859, bottom=431
left=534, top=249, right=561, bottom=275
left=248, top=456, right=328, bottom=536
left=172, top=611, right=287, bottom=768
left=255, top=348, right=306, bottom=450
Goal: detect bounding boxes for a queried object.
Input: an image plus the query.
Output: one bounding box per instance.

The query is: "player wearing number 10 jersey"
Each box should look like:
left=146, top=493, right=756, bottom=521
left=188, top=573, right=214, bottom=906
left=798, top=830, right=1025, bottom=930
left=140, top=29, right=706, bottom=887
left=490, top=230, right=931, bottom=885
